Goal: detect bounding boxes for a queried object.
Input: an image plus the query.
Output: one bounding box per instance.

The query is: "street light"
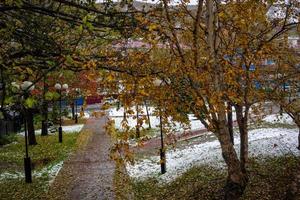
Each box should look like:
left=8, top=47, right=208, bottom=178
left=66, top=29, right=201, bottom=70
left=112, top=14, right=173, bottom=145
left=18, top=81, right=35, bottom=183
left=55, top=83, right=68, bottom=143
left=153, top=79, right=166, bottom=174
left=74, top=88, right=80, bottom=124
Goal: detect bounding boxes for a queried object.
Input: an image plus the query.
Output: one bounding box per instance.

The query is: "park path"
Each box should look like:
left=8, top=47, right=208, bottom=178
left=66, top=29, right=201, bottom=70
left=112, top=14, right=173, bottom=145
left=49, top=115, right=116, bottom=200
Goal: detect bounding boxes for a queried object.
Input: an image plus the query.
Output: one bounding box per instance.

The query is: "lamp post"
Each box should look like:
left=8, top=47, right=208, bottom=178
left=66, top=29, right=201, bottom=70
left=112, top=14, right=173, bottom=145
left=74, top=88, right=80, bottom=124
left=20, top=81, right=35, bottom=183
left=55, top=83, right=68, bottom=143
left=153, top=79, right=166, bottom=174
left=159, top=109, right=166, bottom=174
left=74, top=99, right=78, bottom=124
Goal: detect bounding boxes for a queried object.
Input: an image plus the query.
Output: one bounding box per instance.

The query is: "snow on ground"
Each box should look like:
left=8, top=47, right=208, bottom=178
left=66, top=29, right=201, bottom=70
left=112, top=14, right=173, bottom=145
left=0, top=161, right=64, bottom=185
left=58, top=124, right=84, bottom=133
left=109, top=107, right=207, bottom=132
left=188, top=114, right=206, bottom=130
left=68, top=112, right=90, bottom=119
left=127, top=128, right=299, bottom=182
left=109, top=107, right=238, bottom=132
left=82, top=112, right=90, bottom=119
left=19, top=124, right=84, bottom=136
left=112, top=116, right=160, bottom=129
left=35, top=161, right=64, bottom=185
left=263, top=113, right=295, bottom=125
left=111, top=115, right=205, bottom=134
left=109, top=106, right=156, bottom=117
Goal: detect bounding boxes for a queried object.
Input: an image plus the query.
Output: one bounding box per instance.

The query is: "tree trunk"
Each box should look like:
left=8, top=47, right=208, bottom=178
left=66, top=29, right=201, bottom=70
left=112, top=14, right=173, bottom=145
left=144, top=100, right=151, bottom=129
left=71, top=102, right=75, bottom=120
left=27, top=109, right=37, bottom=145
left=227, top=102, right=234, bottom=144
left=41, top=116, right=48, bottom=136
left=0, top=68, right=6, bottom=111
left=205, top=0, right=248, bottom=197
left=294, top=121, right=300, bottom=150
left=235, top=105, right=249, bottom=173
left=217, top=119, right=248, bottom=199
left=298, top=126, right=300, bottom=150
left=239, top=125, right=248, bottom=173
left=136, top=104, right=140, bottom=138
left=123, top=107, right=127, bottom=121
left=41, top=75, right=48, bottom=136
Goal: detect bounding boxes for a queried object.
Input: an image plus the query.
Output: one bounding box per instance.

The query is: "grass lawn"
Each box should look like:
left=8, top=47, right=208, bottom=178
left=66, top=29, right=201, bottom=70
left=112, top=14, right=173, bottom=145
left=63, top=118, right=87, bottom=126
left=0, top=132, right=80, bottom=200
left=115, top=155, right=299, bottom=200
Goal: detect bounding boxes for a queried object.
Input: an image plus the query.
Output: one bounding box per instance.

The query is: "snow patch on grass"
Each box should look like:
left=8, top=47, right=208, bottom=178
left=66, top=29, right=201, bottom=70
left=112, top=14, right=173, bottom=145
left=68, top=112, right=90, bottom=119
left=0, top=171, right=23, bottom=181
left=109, top=107, right=236, bottom=132
left=82, top=112, right=90, bottom=119
left=60, top=124, right=84, bottom=133
left=112, top=116, right=160, bottom=130
left=110, top=113, right=206, bottom=133
left=18, top=124, right=84, bottom=136
left=0, top=161, right=64, bottom=184
left=109, top=106, right=156, bottom=117
left=127, top=128, right=299, bottom=182
left=263, top=113, right=295, bottom=125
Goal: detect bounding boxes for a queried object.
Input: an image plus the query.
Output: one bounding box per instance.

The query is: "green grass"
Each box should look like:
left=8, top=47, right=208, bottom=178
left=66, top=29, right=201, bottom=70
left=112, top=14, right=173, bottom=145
left=114, top=162, right=135, bottom=200
left=116, top=155, right=299, bottom=200
left=250, top=121, right=297, bottom=130
left=0, top=133, right=78, bottom=173
left=130, top=166, right=226, bottom=200
left=242, top=156, right=299, bottom=200
left=0, top=176, right=50, bottom=200
left=0, top=132, right=80, bottom=200
left=0, top=134, right=18, bottom=146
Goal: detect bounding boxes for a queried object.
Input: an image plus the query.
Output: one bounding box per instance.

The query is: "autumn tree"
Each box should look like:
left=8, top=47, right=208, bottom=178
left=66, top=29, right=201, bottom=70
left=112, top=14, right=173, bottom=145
left=112, top=0, right=300, bottom=198
left=210, top=0, right=300, bottom=172
left=263, top=37, right=300, bottom=148
left=0, top=1, right=86, bottom=144
left=0, top=0, right=139, bottom=144
left=1, top=0, right=299, bottom=197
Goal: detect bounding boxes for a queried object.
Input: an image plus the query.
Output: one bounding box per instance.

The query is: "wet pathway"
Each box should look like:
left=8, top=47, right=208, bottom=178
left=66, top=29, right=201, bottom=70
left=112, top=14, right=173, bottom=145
left=49, top=116, right=115, bottom=200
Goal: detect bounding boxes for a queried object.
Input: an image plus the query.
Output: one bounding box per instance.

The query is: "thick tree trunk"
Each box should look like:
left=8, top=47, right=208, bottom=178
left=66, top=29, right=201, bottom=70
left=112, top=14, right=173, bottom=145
left=205, top=0, right=248, bottom=197
left=217, top=120, right=248, bottom=199
left=27, top=109, right=37, bottom=145
left=235, top=105, right=249, bottom=173
left=239, top=126, right=248, bottom=173
left=41, top=118, right=48, bottom=136
left=227, top=103, right=234, bottom=144
left=41, top=100, right=48, bottom=136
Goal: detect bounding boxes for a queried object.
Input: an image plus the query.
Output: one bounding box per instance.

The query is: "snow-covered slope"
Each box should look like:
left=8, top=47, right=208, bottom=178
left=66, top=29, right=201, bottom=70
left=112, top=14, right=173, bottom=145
left=127, top=128, right=299, bottom=182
